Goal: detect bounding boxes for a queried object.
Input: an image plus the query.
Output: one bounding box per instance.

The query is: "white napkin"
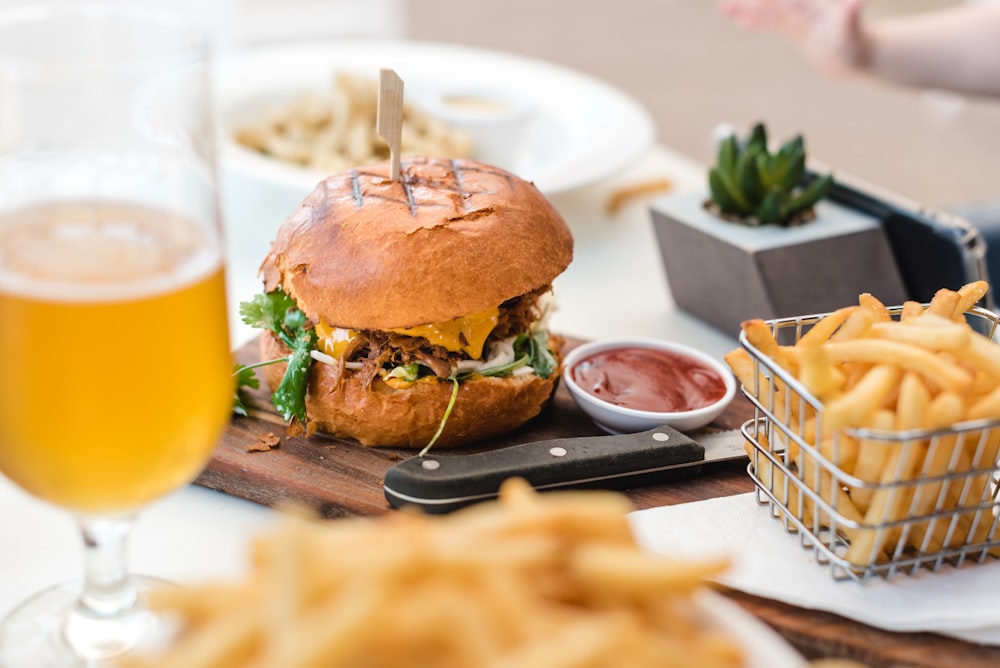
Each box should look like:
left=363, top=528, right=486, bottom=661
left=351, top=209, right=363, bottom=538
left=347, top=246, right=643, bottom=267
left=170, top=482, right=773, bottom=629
left=628, top=493, right=1000, bottom=645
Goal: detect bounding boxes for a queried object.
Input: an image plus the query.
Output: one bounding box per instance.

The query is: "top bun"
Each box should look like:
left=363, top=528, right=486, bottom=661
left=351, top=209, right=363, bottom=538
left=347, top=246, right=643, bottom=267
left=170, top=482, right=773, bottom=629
left=261, top=156, right=574, bottom=330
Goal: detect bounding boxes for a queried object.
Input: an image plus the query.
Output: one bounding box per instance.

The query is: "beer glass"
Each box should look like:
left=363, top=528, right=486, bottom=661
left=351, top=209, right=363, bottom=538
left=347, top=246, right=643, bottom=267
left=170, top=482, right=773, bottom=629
left=0, top=4, right=232, bottom=664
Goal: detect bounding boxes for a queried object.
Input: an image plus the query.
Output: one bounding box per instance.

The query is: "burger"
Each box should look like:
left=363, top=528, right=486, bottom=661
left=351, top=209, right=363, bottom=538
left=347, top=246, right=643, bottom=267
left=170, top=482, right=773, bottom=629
left=238, top=156, right=574, bottom=449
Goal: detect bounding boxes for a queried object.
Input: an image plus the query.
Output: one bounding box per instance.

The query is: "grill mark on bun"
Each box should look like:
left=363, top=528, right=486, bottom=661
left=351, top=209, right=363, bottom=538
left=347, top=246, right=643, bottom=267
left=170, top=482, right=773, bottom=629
left=350, top=167, right=412, bottom=212
left=403, top=167, right=418, bottom=218
left=350, top=168, right=363, bottom=209
left=450, top=158, right=468, bottom=212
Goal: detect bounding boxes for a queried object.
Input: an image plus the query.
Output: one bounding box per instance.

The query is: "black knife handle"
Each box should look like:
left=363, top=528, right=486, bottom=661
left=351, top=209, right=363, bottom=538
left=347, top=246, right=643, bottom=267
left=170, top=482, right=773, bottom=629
left=383, top=424, right=705, bottom=513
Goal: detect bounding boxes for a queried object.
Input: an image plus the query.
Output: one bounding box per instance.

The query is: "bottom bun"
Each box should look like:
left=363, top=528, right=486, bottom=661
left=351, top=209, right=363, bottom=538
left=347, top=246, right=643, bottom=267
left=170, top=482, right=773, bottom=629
left=260, top=333, right=559, bottom=448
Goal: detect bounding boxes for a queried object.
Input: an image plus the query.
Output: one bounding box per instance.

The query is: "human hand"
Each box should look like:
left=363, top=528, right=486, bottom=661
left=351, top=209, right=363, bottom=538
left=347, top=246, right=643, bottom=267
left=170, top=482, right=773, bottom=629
left=720, top=0, right=870, bottom=76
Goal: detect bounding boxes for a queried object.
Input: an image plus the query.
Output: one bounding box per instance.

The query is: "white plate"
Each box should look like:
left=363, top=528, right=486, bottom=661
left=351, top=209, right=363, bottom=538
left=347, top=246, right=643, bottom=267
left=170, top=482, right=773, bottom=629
left=215, top=39, right=656, bottom=195
left=696, top=590, right=807, bottom=668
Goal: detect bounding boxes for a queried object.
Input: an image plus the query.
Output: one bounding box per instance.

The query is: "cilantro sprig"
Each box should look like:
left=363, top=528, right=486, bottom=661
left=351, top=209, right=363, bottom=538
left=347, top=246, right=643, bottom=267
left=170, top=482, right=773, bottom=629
left=232, top=364, right=260, bottom=417
left=239, top=290, right=309, bottom=349
left=270, top=331, right=315, bottom=423
left=234, top=289, right=316, bottom=424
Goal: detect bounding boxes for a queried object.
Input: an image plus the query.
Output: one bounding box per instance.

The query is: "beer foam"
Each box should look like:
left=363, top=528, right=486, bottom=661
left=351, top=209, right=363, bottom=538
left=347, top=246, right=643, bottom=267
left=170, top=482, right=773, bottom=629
left=0, top=201, right=223, bottom=302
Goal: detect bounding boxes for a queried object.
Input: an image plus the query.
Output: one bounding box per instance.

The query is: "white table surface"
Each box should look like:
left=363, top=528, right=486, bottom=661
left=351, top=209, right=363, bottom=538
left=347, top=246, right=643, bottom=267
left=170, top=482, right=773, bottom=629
left=0, top=144, right=738, bottom=617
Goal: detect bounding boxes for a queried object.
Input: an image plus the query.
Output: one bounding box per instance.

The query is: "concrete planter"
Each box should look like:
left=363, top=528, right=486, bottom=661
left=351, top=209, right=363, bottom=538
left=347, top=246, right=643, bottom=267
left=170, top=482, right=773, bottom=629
left=650, top=190, right=908, bottom=336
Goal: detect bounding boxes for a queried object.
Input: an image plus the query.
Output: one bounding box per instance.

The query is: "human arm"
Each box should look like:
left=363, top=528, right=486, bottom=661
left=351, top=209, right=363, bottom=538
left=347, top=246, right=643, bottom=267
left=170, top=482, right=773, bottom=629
left=720, top=0, right=1000, bottom=97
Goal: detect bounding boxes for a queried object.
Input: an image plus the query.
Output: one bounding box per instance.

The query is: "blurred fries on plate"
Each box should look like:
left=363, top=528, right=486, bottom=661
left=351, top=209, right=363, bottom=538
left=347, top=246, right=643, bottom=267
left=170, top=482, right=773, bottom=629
left=120, top=480, right=749, bottom=668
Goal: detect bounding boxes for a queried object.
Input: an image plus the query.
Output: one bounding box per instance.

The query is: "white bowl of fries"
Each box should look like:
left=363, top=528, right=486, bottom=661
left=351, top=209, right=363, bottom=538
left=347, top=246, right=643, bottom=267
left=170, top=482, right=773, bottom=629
left=223, top=71, right=475, bottom=186
left=214, top=40, right=655, bottom=201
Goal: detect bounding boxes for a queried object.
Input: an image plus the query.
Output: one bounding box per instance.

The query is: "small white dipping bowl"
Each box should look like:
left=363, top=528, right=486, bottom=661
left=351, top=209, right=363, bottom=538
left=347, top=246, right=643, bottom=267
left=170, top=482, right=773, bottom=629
left=562, top=338, right=737, bottom=434
left=418, top=87, right=535, bottom=172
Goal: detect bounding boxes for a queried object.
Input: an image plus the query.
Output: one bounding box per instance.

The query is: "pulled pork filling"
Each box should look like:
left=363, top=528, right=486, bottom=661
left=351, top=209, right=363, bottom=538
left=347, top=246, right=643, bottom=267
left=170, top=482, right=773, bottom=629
left=333, top=285, right=552, bottom=388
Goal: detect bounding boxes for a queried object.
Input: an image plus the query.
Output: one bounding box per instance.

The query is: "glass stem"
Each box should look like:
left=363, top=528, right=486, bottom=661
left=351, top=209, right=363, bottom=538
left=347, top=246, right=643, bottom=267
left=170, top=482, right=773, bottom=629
left=62, top=513, right=145, bottom=660
left=77, top=514, right=138, bottom=617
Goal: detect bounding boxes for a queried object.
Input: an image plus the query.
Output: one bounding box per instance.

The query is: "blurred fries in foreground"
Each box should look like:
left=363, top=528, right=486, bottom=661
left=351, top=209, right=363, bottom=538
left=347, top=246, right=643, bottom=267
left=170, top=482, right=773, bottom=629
left=726, top=280, right=1000, bottom=578
left=119, top=480, right=743, bottom=668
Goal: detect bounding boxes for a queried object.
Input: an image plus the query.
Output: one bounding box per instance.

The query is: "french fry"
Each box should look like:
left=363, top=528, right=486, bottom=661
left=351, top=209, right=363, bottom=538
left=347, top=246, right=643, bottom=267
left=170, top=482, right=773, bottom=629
left=953, top=280, right=989, bottom=318
left=955, top=332, right=1000, bottom=383
left=824, top=432, right=859, bottom=476
left=968, top=384, right=1000, bottom=422
left=926, top=287, right=961, bottom=319
left=899, top=300, right=925, bottom=321
left=821, top=364, right=901, bottom=435
left=926, top=428, right=1000, bottom=553
left=570, top=544, right=728, bottom=598
left=724, top=347, right=801, bottom=459
left=963, top=427, right=1000, bottom=553
left=740, top=319, right=791, bottom=371
left=868, top=315, right=970, bottom=353
left=823, top=339, right=972, bottom=394
left=741, top=320, right=828, bottom=449
left=758, top=452, right=814, bottom=531
left=797, top=306, right=857, bottom=347
left=829, top=307, right=877, bottom=342
left=846, top=373, right=931, bottom=565
left=906, top=393, right=964, bottom=554
left=796, top=436, right=864, bottom=545
left=924, top=390, right=966, bottom=432
left=939, top=403, right=1000, bottom=553
left=744, top=428, right=817, bottom=532
left=797, top=344, right=845, bottom=398
left=722, top=349, right=754, bottom=390
left=858, top=292, right=892, bottom=322
left=848, top=409, right=896, bottom=512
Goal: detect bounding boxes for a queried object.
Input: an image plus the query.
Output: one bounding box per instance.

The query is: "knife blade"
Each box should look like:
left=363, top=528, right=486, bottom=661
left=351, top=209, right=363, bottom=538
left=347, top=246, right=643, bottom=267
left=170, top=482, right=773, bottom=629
left=383, top=425, right=746, bottom=513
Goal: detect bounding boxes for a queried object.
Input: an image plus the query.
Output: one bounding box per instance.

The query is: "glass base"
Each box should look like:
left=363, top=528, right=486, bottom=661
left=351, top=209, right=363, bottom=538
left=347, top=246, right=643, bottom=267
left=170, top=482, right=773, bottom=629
left=0, top=576, right=174, bottom=668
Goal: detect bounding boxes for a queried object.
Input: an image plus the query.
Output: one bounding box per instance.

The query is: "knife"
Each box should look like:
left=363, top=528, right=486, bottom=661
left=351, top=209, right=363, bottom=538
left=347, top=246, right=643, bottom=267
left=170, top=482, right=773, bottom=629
left=383, top=425, right=746, bottom=514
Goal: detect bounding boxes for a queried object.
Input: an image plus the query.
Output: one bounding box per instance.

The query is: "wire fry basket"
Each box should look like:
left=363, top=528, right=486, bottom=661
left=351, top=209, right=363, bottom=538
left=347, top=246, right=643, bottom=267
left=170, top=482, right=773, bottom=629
left=740, top=305, right=1000, bottom=582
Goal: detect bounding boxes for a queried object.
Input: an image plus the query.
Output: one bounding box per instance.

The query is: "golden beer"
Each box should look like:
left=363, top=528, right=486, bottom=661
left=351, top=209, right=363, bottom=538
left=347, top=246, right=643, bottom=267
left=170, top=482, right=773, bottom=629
left=0, top=201, right=232, bottom=513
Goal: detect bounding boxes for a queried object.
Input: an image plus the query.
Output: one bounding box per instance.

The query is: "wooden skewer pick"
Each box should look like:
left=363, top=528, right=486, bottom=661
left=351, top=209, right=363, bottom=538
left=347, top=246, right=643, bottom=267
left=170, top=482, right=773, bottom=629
left=377, top=68, right=404, bottom=181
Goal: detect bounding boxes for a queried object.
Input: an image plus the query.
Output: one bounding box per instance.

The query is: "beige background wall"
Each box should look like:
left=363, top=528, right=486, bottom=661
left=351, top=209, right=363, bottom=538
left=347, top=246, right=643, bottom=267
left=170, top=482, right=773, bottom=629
left=406, top=0, right=1000, bottom=211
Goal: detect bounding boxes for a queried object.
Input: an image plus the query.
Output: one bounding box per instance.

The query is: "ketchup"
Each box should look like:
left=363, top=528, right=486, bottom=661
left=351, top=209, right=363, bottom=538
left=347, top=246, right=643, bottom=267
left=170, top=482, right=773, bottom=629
left=571, top=347, right=727, bottom=413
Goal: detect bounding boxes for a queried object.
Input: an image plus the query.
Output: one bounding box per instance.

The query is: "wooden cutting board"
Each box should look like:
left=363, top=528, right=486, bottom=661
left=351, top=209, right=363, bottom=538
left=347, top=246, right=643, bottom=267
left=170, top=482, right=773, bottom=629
left=196, top=337, right=1000, bottom=667
left=200, top=336, right=756, bottom=516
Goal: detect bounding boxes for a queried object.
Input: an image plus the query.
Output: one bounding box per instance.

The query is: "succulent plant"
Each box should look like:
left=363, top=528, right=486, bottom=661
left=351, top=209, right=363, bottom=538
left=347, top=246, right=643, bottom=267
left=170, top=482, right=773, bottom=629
left=707, top=123, right=834, bottom=227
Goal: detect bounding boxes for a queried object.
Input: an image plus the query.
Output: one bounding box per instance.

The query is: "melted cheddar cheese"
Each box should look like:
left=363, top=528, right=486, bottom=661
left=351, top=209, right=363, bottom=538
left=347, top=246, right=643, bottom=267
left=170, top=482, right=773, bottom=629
left=315, top=307, right=501, bottom=361
left=315, top=322, right=357, bottom=359
left=390, top=307, right=500, bottom=359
